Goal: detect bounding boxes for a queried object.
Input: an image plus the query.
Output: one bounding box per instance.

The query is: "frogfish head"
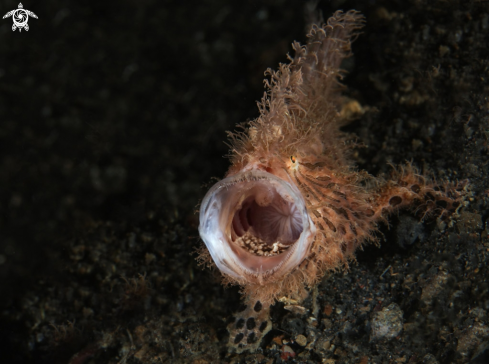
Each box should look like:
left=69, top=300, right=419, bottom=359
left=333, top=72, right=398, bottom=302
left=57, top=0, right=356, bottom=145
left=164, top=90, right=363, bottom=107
left=199, top=167, right=316, bottom=286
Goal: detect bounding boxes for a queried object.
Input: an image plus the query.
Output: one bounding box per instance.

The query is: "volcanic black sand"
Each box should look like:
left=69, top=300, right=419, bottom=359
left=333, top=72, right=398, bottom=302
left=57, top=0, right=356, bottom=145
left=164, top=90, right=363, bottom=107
left=1, top=0, right=488, bottom=363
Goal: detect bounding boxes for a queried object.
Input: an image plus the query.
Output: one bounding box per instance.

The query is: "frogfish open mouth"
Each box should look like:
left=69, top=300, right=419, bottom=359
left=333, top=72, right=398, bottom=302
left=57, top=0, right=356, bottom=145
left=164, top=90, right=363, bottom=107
left=199, top=169, right=315, bottom=285
left=198, top=9, right=467, bottom=352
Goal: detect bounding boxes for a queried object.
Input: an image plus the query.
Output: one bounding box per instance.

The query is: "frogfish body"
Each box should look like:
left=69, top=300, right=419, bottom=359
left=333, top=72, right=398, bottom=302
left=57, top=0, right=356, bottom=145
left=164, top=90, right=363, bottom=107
left=198, top=10, right=466, bottom=352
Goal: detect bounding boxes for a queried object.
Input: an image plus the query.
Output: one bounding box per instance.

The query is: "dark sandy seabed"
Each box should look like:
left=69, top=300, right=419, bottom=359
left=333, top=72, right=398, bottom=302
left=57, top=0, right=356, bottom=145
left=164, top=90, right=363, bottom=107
left=0, top=0, right=488, bottom=363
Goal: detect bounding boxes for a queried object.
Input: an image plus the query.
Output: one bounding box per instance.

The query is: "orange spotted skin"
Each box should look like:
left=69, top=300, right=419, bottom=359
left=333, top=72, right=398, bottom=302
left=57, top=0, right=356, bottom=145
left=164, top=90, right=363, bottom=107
left=291, top=162, right=464, bottom=286
left=198, top=10, right=467, bottom=309
left=227, top=162, right=466, bottom=308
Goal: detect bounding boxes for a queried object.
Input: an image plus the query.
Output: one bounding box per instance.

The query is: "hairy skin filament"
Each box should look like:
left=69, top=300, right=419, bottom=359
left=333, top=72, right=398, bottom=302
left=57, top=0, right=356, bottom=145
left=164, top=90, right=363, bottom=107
left=197, top=10, right=467, bottom=352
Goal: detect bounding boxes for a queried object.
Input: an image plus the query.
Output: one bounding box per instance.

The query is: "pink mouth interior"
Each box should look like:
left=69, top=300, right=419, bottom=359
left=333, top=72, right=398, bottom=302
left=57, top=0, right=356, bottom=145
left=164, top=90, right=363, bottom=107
left=231, top=188, right=303, bottom=247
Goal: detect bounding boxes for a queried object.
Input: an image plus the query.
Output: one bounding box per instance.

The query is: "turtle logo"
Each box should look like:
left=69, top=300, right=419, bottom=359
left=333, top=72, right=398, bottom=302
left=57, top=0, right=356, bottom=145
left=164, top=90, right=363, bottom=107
left=3, top=3, right=38, bottom=32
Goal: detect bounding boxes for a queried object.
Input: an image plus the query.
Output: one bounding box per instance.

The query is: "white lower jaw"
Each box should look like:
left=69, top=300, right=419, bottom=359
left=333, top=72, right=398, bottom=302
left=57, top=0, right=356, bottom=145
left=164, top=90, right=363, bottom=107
left=199, top=168, right=316, bottom=284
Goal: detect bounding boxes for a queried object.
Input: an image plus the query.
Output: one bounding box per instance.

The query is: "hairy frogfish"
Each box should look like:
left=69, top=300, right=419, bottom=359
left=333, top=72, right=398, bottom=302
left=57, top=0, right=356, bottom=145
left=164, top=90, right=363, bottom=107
left=198, top=10, right=466, bottom=352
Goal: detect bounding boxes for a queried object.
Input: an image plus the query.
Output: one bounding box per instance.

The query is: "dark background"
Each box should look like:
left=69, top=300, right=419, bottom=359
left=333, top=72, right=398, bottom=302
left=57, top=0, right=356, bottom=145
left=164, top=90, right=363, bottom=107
left=1, top=0, right=488, bottom=363
left=0, top=0, right=303, bottom=305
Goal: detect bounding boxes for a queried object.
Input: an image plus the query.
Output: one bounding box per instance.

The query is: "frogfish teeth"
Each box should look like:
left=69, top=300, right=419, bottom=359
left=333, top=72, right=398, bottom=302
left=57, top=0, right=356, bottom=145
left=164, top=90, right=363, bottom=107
left=198, top=10, right=467, bottom=352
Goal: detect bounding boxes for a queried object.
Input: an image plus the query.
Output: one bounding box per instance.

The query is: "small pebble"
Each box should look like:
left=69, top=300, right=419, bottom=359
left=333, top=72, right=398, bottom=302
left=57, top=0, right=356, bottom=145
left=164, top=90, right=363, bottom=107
left=280, top=345, right=295, bottom=360
left=323, top=304, right=333, bottom=316
left=371, top=303, right=403, bottom=340
left=295, top=334, right=307, bottom=346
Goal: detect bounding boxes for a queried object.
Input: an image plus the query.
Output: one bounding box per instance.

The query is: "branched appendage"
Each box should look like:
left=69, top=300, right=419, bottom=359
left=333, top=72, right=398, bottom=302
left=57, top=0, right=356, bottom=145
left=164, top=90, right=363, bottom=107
left=291, top=10, right=365, bottom=106
left=226, top=11, right=365, bottom=175
left=371, top=164, right=468, bottom=221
